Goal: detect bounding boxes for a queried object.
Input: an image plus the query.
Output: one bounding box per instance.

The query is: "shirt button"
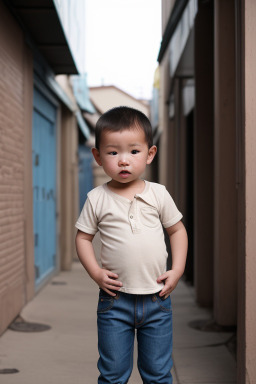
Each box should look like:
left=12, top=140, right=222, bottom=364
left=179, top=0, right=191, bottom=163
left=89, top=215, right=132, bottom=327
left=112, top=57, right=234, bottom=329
left=130, top=215, right=133, bottom=219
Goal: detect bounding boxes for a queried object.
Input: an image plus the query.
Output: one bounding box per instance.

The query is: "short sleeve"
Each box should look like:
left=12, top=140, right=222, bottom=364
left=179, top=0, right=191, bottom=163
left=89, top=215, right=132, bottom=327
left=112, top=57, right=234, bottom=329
left=75, top=197, right=98, bottom=235
left=160, top=188, right=183, bottom=228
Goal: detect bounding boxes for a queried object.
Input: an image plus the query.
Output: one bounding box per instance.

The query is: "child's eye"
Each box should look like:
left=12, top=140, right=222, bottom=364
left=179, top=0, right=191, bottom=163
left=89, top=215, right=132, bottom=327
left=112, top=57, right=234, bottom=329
left=131, top=150, right=139, bottom=154
left=109, top=151, right=117, bottom=155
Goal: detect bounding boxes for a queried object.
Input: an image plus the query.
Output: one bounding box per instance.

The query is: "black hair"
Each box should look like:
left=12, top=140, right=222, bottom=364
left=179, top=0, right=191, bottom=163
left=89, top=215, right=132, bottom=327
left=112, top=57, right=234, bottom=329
left=95, top=106, right=153, bottom=149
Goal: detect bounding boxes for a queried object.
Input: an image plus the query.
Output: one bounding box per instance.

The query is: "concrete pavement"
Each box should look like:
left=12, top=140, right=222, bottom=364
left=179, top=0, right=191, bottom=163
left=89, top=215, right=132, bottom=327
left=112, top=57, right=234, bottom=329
left=0, top=261, right=236, bottom=383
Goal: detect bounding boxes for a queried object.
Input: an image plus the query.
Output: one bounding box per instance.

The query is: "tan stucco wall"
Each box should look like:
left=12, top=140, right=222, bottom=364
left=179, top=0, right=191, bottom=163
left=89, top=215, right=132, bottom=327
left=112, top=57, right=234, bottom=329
left=89, top=87, right=149, bottom=117
left=158, top=52, right=170, bottom=187
left=60, top=108, right=79, bottom=269
left=161, top=0, right=176, bottom=34
left=0, top=2, right=34, bottom=334
left=55, top=75, right=77, bottom=108
left=244, top=0, right=256, bottom=380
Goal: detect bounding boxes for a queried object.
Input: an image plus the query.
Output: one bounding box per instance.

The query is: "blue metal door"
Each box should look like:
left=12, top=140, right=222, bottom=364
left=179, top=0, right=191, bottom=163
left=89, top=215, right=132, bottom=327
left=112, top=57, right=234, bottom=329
left=32, top=88, right=57, bottom=286
left=78, top=145, right=94, bottom=211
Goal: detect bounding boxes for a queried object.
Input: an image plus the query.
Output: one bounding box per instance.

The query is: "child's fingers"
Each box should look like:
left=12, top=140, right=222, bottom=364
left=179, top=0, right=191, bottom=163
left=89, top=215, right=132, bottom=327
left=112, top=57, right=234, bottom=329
left=159, top=288, right=170, bottom=298
left=104, top=277, right=122, bottom=290
left=105, top=282, right=122, bottom=291
left=103, top=288, right=117, bottom=297
left=157, top=272, right=168, bottom=283
left=159, top=280, right=174, bottom=296
left=102, top=281, right=122, bottom=296
left=106, top=270, right=119, bottom=279
left=160, top=281, right=177, bottom=297
left=159, top=288, right=167, bottom=297
left=105, top=270, right=122, bottom=287
left=107, top=278, right=122, bottom=287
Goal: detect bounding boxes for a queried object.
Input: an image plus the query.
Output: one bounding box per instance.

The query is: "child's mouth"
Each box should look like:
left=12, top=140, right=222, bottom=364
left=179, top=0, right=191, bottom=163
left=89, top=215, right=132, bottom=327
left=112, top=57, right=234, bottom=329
left=119, top=170, right=131, bottom=178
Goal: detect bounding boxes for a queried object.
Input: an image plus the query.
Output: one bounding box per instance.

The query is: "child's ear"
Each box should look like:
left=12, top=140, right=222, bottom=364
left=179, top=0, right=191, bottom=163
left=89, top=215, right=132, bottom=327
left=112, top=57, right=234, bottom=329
left=147, top=145, right=157, bottom=164
left=92, top=147, right=102, bottom=166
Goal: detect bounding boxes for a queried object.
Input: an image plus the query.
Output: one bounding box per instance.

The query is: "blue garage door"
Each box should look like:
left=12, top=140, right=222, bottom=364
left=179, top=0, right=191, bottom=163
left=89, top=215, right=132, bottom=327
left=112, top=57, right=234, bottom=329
left=32, top=88, right=57, bottom=286
left=78, top=145, right=94, bottom=211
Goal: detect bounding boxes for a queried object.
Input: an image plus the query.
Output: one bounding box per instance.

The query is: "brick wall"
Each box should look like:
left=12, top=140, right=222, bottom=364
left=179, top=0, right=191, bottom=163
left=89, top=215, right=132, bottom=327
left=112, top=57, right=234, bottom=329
left=0, top=3, right=26, bottom=334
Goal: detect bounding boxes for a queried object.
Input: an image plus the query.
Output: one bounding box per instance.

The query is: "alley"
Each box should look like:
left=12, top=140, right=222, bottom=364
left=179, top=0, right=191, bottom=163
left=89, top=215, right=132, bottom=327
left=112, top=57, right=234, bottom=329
left=0, top=259, right=236, bottom=384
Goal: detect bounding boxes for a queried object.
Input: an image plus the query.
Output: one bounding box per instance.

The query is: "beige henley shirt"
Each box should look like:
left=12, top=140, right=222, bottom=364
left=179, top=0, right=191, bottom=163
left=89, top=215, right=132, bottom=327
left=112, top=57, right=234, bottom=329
left=75, top=181, right=183, bottom=294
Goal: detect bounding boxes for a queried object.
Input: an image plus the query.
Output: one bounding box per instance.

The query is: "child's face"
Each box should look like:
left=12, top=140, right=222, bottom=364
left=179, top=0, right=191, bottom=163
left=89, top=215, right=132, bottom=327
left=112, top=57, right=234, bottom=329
left=92, top=127, right=157, bottom=185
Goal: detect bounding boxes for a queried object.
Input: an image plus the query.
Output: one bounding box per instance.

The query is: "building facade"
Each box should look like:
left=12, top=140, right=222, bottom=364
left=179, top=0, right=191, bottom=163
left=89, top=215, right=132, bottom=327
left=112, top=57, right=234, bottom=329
left=0, top=0, right=87, bottom=335
left=156, top=0, right=256, bottom=381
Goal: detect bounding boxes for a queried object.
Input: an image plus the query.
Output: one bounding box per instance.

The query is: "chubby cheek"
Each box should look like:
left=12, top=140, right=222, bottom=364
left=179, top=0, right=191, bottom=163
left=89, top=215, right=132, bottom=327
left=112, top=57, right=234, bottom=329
left=101, top=159, right=117, bottom=175
left=136, top=155, right=149, bottom=168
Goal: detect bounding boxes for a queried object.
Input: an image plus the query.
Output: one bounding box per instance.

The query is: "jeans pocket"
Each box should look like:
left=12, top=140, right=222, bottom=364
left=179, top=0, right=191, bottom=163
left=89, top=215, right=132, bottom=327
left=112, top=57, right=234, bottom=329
left=154, top=293, right=172, bottom=313
left=97, top=289, right=114, bottom=313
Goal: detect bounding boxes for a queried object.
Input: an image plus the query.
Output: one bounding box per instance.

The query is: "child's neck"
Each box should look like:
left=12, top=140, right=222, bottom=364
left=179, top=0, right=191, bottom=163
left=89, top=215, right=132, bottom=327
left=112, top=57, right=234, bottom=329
left=107, top=179, right=145, bottom=200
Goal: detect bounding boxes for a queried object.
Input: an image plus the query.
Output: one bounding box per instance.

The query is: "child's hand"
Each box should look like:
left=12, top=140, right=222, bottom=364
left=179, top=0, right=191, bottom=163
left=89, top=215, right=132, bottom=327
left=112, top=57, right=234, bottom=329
left=157, top=270, right=182, bottom=299
left=93, top=268, right=123, bottom=296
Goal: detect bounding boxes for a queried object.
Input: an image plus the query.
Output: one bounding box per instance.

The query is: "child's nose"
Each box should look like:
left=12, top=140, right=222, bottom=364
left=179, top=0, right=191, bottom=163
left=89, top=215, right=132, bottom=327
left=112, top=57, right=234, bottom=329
left=118, top=156, right=129, bottom=166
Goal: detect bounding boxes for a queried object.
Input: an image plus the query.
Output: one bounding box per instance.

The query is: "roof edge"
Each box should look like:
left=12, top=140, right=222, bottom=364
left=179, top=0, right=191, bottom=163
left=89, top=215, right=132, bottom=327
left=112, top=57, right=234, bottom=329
left=3, top=0, right=78, bottom=75
left=157, top=0, right=189, bottom=63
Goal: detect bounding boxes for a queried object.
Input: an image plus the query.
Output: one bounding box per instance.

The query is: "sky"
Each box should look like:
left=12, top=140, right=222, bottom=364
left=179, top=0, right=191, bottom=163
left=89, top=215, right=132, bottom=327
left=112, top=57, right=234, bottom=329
left=84, top=0, right=162, bottom=100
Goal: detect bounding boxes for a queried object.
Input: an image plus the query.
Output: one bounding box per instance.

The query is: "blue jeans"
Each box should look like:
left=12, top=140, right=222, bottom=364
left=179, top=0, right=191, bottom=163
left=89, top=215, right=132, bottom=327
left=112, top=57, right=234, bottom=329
left=97, top=289, right=173, bottom=384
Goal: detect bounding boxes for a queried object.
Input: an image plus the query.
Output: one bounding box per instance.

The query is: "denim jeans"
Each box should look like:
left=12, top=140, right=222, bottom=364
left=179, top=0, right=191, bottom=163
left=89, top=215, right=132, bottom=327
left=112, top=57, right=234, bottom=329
left=97, top=289, right=173, bottom=384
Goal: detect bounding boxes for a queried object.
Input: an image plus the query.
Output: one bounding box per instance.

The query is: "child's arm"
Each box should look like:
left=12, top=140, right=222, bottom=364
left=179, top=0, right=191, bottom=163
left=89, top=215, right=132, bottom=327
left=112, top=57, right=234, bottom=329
left=157, top=221, right=188, bottom=298
left=75, top=230, right=123, bottom=296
